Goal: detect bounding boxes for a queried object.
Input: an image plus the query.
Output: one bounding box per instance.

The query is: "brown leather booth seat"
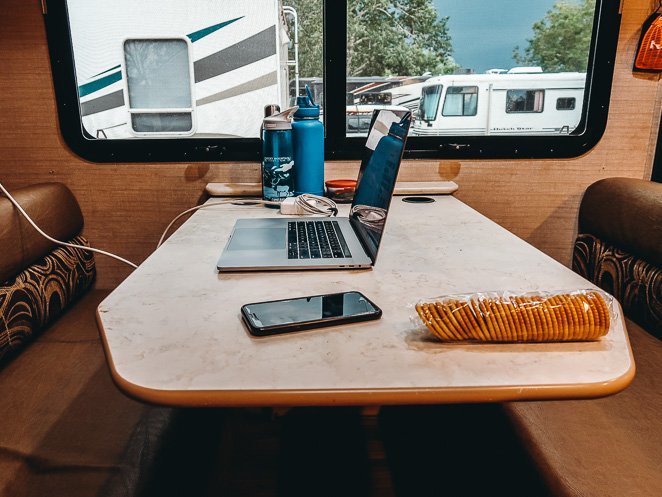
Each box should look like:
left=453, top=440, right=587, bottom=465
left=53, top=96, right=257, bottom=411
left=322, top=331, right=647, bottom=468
left=504, top=178, right=662, bottom=497
left=0, top=184, right=224, bottom=497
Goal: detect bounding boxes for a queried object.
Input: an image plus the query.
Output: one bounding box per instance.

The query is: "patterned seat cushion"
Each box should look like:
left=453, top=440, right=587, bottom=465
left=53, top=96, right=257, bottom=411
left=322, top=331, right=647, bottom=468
left=0, top=236, right=95, bottom=364
left=573, top=233, right=661, bottom=338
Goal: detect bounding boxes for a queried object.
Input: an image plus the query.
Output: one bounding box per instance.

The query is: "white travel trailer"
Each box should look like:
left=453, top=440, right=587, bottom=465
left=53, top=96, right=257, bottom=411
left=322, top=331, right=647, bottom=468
left=68, top=0, right=293, bottom=139
left=412, top=72, right=586, bottom=136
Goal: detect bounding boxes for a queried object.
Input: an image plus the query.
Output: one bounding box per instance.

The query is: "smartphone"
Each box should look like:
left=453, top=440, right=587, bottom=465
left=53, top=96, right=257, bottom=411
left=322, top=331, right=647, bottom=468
left=241, top=291, right=382, bottom=337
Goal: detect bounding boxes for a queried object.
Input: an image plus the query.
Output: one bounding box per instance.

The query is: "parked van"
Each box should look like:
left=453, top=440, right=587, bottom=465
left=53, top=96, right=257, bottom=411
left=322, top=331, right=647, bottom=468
left=412, top=72, right=586, bottom=136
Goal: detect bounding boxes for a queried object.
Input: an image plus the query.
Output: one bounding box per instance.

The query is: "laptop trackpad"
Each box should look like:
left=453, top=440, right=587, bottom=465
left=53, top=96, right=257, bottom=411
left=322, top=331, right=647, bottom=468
left=227, top=228, right=285, bottom=251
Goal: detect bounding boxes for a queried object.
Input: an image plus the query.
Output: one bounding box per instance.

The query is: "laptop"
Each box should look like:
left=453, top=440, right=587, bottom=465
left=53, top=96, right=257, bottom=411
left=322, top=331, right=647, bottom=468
left=216, top=109, right=411, bottom=272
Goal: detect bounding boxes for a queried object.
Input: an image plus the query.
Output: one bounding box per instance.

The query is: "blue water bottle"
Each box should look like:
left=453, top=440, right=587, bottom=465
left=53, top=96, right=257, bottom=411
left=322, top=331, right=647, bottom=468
left=292, top=86, right=324, bottom=196
left=262, top=106, right=298, bottom=202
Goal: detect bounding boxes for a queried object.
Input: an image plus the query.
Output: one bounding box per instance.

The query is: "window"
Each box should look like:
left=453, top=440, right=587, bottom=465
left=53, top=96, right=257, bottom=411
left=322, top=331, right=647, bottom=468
left=506, top=90, right=544, bottom=113
left=420, top=85, right=443, bottom=121
left=442, top=86, right=478, bottom=117
left=123, top=39, right=195, bottom=136
left=556, top=97, right=576, bottom=111
left=45, top=0, right=621, bottom=161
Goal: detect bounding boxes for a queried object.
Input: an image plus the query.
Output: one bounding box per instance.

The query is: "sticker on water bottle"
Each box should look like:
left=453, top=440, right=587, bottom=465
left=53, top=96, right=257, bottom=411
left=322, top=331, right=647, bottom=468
left=262, top=157, right=295, bottom=201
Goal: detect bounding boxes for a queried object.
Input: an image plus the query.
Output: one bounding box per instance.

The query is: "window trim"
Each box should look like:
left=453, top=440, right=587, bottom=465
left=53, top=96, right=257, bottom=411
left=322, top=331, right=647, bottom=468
left=556, top=97, right=577, bottom=111
left=122, top=37, right=197, bottom=137
left=44, top=0, right=621, bottom=162
left=505, top=89, right=545, bottom=114
left=325, top=0, right=620, bottom=160
left=420, top=84, right=443, bottom=122
left=441, top=86, right=479, bottom=117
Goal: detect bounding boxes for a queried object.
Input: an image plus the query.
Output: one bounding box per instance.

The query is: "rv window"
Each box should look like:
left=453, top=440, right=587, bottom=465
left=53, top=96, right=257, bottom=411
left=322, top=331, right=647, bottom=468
left=46, top=0, right=620, bottom=161
left=556, top=97, right=576, bottom=111
left=420, top=85, right=443, bottom=122
left=442, top=86, right=478, bottom=117
left=506, top=90, right=545, bottom=113
left=123, top=39, right=195, bottom=136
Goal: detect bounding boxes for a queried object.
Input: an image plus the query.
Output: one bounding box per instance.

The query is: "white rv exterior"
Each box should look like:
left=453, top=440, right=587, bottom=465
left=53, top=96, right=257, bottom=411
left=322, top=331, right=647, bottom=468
left=412, top=72, right=586, bottom=136
left=67, top=0, right=291, bottom=139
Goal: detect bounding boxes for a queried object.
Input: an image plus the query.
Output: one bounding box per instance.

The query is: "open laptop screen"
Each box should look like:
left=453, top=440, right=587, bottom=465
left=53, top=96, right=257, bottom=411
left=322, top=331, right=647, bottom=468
left=350, top=109, right=411, bottom=261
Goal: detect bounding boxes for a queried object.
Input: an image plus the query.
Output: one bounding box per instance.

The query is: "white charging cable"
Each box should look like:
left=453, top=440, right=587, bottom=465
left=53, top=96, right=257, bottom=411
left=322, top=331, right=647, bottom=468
left=0, top=182, right=139, bottom=269
left=157, top=198, right=280, bottom=248
left=280, top=194, right=338, bottom=216
left=158, top=195, right=337, bottom=248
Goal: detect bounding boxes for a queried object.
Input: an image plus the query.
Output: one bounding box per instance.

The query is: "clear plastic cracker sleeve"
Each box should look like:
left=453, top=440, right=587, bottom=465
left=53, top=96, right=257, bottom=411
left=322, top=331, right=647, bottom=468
left=411, top=289, right=614, bottom=343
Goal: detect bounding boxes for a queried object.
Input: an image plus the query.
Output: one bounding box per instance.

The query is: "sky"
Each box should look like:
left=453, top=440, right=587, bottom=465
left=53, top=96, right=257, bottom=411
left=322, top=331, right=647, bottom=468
left=433, top=0, right=559, bottom=73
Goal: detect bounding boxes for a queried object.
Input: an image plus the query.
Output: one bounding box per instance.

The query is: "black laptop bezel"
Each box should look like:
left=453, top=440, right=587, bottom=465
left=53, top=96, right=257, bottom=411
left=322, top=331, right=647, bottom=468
left=349, top=109, right=412, bottom=263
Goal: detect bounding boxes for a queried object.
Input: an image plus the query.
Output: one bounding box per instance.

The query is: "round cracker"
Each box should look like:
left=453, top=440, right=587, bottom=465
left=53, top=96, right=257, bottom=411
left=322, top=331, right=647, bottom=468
left=539, top=296, right=558, bottom=341
left=514, top=296, right=535, bottom=341
left=537, top=296, right=554, bottom=341
left=469, top=298, right=492, bottom=341
left=560, top=294, right=580, bottom=340
left=430, top=302, right=463, bottom=341
left=524, top=296, right=544, bottom=341
left=509, top=296, right=528, bottom=341
left=549, top=295, right=570, bottom=341
left=488, top=299, right=509, bottom=342
left=425, top=302, right=457, bottom=341
left=479, top=298, right=501, bottom=341
left=572, top=294, right=589, bottom=340
left=451, top=300, right=477, bottom=340
left=532, top=296, right=548, bottom=342
left=455, top=299, right=487, bottom=341
left=499, top=299, right=519, bottom=342
left=416, top=303, right=443, bottom=339
left=506, top=297, right=525, bottom=341
left=579, top=294, right=597, bottom=340
left=439, top=301, right=470, bottom=340
left=589, top=291, right=609, bottom=337
left=414, top=304, right=432, bottom=332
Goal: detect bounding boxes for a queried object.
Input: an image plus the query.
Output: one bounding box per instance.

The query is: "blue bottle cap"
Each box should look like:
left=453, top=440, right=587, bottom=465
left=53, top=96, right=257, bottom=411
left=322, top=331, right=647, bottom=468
left=294, top=85, right=320, bottom=118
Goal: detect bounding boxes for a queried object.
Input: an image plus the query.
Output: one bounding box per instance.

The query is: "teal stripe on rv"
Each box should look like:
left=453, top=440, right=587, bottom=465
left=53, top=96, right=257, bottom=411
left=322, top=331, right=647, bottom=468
left=78, top=70, right=122, bottom=98
left=78, top=17, right=244, bottom=97
left=187, top=16, right=243, bottom=42
left=90, top=64, right=121, bottom=78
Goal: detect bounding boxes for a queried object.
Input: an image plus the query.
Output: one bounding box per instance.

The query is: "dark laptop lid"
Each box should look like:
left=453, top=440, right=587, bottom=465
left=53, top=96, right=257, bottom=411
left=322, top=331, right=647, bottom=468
left=350, top=109, right=411, bottom=262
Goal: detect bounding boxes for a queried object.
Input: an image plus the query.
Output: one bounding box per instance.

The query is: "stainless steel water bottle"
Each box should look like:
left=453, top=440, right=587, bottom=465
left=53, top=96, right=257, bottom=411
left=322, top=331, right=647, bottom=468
left=261, top=106, right=298, bottom=202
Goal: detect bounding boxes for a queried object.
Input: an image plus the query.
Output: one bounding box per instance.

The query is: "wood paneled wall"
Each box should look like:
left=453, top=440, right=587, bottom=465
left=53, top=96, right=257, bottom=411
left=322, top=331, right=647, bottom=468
left=0, top=0, right=659, bottom=289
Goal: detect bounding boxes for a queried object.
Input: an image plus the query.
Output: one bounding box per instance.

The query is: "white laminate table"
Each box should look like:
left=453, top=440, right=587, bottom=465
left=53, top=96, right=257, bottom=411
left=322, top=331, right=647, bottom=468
left=96, top=196, right=634, bottom=406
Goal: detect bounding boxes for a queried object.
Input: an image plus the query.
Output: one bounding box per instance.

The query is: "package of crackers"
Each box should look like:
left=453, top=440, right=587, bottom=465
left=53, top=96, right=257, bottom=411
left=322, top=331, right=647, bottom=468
left=413, top=290, right=613, bottom=343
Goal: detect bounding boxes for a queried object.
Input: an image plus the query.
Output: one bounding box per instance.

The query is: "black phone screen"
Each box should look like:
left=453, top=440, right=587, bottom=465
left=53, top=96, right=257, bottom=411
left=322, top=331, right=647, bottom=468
left=241, top=291, right=381, bottom=336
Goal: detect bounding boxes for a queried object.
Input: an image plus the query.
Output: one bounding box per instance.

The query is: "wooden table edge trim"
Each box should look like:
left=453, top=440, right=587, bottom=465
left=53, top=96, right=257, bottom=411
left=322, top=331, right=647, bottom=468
left=96, top=309, right=636, bottom=408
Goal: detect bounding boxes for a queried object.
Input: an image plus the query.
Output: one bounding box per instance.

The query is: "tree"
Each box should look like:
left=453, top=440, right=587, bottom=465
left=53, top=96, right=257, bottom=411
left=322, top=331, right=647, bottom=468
left=285, top=0, right=324, bottom=78
left=285, top=0, right=456, bottom=77
left=513, top=0, right=596, bottom=72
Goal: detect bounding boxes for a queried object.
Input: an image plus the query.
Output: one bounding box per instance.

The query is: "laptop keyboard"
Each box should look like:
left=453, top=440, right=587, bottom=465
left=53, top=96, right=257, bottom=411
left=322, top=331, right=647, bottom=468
left=287, top=221, right=352, bottom=259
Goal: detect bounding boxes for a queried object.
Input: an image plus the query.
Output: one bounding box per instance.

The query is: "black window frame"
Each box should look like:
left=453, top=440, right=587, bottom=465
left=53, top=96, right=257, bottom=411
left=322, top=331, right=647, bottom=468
left=556, top=97, right=577, bottom=111
left=419, top=84, right=444, bottom=122
left=505, top=89, right=545, bottom=114
left=44, top=0, right=621, bottom=162
left=441, top=86, right=479, bottom=117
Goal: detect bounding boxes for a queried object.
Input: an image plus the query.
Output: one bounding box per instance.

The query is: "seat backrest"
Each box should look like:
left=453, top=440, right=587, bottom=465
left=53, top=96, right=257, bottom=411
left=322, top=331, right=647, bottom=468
left=0, top=183, right=95, bottom=364
left=573, top=178, right=661, bottom=337
left=0, top=183, right=84, bottom=283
